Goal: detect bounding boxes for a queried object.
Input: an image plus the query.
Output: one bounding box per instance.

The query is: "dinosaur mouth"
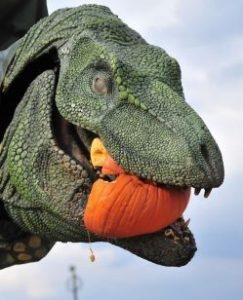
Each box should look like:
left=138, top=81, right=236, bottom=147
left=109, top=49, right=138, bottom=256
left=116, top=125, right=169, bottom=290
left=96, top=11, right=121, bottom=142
left=83, top=137, right=191, bottom=238
left=52, top=106, right=197, bottom=266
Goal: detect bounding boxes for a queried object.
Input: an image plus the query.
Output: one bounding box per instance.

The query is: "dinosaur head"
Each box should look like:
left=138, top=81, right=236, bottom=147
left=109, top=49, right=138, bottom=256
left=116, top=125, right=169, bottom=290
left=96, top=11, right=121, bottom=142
left=1, top=5, right=224, bottom=267
left=56, top=35, right=224, bottom=191
left=53, top=30, right=223, bottom=265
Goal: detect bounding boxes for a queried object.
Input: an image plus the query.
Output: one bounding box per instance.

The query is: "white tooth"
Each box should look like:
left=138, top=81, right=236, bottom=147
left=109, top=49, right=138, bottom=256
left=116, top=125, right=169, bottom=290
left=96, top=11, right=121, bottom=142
left=194, top=188, right=201, bottom=195
left=204, top=188, right=212, bottom=198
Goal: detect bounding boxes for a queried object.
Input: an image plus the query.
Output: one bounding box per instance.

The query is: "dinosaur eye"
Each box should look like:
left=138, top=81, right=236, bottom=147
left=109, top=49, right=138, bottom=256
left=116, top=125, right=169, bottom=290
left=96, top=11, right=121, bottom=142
left=92, top=75, right=111, bottom=95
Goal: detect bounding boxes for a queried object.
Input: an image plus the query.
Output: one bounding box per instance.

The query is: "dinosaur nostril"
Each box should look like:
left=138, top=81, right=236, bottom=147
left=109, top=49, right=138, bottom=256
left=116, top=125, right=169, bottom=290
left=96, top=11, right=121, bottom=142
left=200, top=143, right=209, bottom=162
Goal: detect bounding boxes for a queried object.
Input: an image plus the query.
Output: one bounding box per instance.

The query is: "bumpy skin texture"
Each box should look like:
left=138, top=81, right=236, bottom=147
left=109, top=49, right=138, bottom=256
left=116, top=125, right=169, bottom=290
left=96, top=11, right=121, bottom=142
left=0, top=5, right=224, bottom=269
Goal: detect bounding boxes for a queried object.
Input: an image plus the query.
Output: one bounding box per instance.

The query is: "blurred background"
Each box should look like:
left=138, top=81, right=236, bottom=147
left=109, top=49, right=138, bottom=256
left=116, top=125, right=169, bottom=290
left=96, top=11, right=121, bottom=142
left=0, top=1, right=242, bottom=299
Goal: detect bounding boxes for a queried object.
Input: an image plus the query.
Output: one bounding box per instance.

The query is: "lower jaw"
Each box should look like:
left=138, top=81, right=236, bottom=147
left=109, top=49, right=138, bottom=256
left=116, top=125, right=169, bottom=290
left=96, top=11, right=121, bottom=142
left=109, top=216, right=197, bottom=267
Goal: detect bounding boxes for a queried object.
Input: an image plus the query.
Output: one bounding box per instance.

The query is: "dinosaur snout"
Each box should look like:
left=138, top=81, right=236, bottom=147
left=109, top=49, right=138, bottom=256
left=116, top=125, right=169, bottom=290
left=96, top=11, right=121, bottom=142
left=190, top=122, right=224, bottom=190
left=100, top=100, right=224, bottom=191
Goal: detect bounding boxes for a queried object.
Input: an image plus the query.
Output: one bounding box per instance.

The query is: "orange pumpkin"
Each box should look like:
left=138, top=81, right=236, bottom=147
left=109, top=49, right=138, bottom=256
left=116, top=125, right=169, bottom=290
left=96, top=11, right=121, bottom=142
left=84, top=139, right=190, bottom=238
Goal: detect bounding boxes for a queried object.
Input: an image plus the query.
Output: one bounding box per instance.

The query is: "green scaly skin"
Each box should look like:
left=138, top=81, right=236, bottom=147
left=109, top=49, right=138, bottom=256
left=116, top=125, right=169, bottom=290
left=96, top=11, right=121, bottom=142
left=0, top=5, right=224, bottom=269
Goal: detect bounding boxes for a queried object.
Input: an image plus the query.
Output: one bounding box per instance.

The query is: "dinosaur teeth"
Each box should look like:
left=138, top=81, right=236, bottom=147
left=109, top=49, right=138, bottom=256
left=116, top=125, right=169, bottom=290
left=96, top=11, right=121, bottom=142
left=204, top=188, right=212, bottom=198
left=184, top=218, right=191, bottom=228
left=194, top=187, right=212, bottom=197
left=194, top=188, right=201, bottom=196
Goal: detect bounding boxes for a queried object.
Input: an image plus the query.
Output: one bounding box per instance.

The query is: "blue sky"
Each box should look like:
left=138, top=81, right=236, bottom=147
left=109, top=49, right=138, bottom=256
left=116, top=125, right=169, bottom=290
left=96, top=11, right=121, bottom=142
left=1, top=1, right=243, bottom=299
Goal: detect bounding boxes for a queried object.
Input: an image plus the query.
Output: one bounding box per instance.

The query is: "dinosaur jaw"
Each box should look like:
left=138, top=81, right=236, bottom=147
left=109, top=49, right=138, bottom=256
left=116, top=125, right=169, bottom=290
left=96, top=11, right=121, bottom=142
left=52, top=109, right=197, bottom=266
left=110, top=217, right=197, bottom=267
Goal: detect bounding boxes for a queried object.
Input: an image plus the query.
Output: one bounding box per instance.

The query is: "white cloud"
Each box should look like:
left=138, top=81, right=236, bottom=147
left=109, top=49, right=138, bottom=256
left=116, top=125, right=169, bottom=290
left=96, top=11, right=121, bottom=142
left=0, top=242, right=122, bottom=299
left=1, top=241, right=243, bottom=300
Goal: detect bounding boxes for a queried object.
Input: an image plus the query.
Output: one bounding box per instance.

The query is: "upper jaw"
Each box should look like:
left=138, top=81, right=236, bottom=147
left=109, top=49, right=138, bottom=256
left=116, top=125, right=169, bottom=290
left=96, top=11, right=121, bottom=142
left=53, top=98, right=224, bottom=192
left=98, top=103, right=224, bottom=191
left=53, top=105, right=221, bottom=208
